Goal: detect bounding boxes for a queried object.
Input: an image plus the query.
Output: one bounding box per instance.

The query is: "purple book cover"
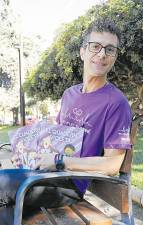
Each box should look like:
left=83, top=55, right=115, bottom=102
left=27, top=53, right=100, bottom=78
left=8, top=120, right=84, bottom=169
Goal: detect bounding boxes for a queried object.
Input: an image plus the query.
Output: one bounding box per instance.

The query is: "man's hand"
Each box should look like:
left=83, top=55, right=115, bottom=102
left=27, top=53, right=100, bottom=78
left=11, top=154, right=21, bottom=168
left=11, top=152, right=40, bottom=169
left=34, top=153, right=56, bottom=171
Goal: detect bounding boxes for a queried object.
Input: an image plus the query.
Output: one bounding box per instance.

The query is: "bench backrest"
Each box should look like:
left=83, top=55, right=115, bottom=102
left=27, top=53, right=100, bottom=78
left=119, top=115, right=143, bottom=174
left=88, top=115, right=143, bottom=213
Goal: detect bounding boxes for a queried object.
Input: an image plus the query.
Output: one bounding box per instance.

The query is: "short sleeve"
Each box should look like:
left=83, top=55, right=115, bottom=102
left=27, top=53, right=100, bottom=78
left=56, top=112, right=60, bottom=124
left=104, top=99, right=132, bottom=150
left=56, top=91, right=66, bottom=124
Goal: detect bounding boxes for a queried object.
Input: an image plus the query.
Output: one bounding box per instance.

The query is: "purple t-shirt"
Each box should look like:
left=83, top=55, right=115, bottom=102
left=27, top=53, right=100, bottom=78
left=57, top=82, right=132, bottom=194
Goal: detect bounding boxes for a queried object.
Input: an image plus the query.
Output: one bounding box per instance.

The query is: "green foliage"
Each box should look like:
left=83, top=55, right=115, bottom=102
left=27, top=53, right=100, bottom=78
left=0, top=0, right=17, bottom=88
left=0, top=125, right=20, bottom=143
left=24, top=14, right=91, bottom=100
left=38, top=101, right=49, bottom=117
left=132, top=132, right=143, bottom=189
left=0, top=68, right=11, bottom=89
left=24, top=0, right=143, bottom=101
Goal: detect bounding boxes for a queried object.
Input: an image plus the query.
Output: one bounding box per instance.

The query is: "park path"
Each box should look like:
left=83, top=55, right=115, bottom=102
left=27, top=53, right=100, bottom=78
left=85, top=190, right=143, bottom=224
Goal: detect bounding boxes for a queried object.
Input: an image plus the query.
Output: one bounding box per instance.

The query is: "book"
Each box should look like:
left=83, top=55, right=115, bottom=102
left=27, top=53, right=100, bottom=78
left=8, top=120, right=84, bottom=169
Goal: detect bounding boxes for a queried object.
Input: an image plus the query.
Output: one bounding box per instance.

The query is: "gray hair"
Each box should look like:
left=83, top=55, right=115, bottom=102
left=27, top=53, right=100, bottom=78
left=82, top=18, right=121, bottom=47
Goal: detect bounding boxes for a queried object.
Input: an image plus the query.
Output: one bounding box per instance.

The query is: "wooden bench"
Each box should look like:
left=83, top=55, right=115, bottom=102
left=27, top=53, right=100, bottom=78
left=23, top=201, right=112, bottom=225
left=14, top=171, right=115, bottom=225
left=0, top=116, right=141, bottom=225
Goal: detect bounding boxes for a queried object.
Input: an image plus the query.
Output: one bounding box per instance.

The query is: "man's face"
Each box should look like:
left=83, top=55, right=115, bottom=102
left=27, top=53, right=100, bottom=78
left=80, top=31, right=118, bottom=78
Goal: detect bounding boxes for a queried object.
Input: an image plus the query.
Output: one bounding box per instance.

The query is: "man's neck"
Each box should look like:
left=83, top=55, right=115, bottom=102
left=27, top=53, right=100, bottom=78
left=82, top=76, right=108, bottom=93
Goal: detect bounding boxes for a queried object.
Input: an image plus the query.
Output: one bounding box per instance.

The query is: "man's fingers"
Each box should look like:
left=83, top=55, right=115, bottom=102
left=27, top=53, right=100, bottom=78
left=11, top=155, right=19, bottom=163
left=33, top=161, right=41, bottom=170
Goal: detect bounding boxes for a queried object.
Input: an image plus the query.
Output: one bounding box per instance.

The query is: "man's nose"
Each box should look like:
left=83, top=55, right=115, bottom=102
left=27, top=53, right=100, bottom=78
left=97, top=47, right=106, bottom=58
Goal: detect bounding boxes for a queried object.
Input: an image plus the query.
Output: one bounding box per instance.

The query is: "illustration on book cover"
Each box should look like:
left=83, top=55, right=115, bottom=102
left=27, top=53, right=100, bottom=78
left=8, top=120, right=84, bottom=169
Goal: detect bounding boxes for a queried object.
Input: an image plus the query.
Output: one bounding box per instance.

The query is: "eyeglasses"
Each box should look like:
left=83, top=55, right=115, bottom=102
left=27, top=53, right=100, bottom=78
left=87, top=42, right=118, bottom=57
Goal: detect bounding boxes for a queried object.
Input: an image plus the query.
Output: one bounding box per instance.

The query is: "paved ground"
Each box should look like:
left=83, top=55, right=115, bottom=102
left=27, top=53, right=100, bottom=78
left=85, top=191, right=143, bottom=225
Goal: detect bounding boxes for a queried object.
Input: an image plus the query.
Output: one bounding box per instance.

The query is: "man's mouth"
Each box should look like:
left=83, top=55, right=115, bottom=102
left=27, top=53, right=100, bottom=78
left=91, top=61, right=107, bottom=67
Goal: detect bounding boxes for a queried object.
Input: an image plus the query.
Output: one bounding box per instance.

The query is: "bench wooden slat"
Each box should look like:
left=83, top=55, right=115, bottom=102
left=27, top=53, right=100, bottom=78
left=23, top=200, right=112, bottom=225
left=71, top=200, right=112, bottom=225
left=23, top=208, right=52, bottom=225
left=88, top=180, right=129, bottom=213
left=41, top=207, right=58, bottom=225
left=48, top=205, right=85, bottom=225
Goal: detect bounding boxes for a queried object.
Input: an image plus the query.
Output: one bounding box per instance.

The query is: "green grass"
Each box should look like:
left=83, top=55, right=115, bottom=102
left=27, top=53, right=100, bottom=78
left=132, top=132, right=143, bottom=189
left=0, top=125, right=143, bottom=189
left=0, top=125, right=20, bottom=143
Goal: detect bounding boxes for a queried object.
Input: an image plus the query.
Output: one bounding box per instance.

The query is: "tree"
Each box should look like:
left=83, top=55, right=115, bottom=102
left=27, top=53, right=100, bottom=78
left=0, top=0, right=21, bottom=124
left=0, top=0, right=47, bottom=124
left=0, top=0, right=17, bottom=88
left=24, top=0, right=143, bottom=107
left=24, top=15, right=90, bottom=100
left=38, top=101, right=49, bottom=117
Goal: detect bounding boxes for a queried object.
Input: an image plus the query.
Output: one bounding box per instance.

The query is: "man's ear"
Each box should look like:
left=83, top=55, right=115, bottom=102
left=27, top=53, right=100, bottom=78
left=113, top=54, right=118, bottom=65
left=115, top=54, right=118, bottom=61
left=80, top=47, right=85, bottom=61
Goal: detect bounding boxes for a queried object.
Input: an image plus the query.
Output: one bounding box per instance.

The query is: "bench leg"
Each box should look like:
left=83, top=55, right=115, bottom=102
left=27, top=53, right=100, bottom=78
left=121, top=176, right=135, bottom=225
left=121, top=212, right=135, bottom=225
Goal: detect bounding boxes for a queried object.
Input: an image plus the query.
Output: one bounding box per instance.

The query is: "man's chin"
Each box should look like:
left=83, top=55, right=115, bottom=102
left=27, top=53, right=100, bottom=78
left=91, top=73, right=106, bottom=77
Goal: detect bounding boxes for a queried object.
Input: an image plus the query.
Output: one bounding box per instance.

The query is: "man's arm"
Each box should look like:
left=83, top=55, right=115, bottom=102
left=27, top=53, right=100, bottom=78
left=35, top=149, right=126, bottom=176
left=64, top=149, right=126, bottom=176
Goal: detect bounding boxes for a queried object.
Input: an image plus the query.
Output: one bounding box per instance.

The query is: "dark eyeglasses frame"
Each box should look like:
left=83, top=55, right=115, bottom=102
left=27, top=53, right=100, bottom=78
left=87, top=42, right=119, bottom=57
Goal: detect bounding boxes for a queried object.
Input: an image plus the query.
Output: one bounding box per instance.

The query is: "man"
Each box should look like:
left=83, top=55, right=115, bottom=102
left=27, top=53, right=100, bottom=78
left=0, top=18, right=132, bottom=224
left=35, top=18, right=132, bottom=194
